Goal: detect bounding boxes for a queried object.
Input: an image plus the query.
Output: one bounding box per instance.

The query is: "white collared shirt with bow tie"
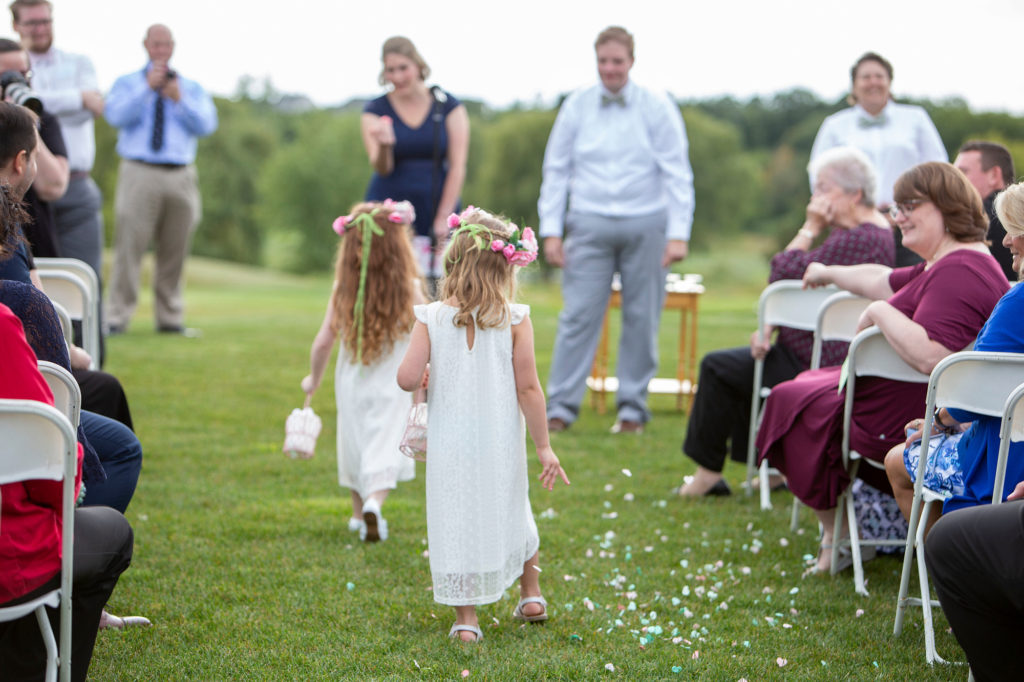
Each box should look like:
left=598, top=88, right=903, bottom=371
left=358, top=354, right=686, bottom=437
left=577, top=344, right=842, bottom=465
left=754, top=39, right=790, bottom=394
left=538, top=80, right=695, bottom=241
left=809, top=101, right=947, bottom=206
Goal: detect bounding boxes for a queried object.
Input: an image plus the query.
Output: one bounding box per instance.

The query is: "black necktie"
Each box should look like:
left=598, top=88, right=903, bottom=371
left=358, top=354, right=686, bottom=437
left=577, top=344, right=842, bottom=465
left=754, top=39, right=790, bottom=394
left=151, top=95, right=165, bottom=151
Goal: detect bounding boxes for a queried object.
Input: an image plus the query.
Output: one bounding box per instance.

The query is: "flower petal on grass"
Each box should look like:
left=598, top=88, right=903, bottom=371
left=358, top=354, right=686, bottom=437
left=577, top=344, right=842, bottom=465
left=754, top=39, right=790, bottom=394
left=776, top=657, right=788, bottom=667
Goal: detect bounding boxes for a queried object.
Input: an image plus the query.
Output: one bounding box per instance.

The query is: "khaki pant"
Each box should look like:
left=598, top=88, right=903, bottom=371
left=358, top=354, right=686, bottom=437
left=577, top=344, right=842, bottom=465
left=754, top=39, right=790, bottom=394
left=106, top=160, right=201, bottom=330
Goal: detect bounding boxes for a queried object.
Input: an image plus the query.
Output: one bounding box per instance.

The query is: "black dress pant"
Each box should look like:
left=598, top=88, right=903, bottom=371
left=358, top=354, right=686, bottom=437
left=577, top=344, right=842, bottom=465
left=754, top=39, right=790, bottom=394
left=0, top=506, right=133, bottom=682
left=926, top=501, right=1024, bottom=682
left=682, top=344, right=803, bottom=473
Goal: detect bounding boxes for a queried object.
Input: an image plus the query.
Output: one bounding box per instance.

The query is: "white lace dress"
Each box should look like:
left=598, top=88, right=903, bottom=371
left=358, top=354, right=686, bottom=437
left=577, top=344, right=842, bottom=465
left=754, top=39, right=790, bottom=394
left=334, top=337, right=415, bottom=498
left=415, top=301, right=540, bottom=606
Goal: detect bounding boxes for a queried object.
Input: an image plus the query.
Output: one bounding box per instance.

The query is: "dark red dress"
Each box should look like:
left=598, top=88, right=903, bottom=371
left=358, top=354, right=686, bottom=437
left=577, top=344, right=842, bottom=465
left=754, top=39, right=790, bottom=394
left=755, top=250, right=1008, bottom=510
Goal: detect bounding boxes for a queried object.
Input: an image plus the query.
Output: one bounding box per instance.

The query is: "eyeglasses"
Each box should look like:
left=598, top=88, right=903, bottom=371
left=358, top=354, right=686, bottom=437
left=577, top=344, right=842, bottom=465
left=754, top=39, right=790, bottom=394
left=888, top=200, right=927, bottom=220
left=17, top=18, right=52, bottom=28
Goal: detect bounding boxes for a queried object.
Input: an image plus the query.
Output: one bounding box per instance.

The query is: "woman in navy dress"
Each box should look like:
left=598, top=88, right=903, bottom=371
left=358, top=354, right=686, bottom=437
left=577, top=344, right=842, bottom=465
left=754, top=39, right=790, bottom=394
left=361, top=36, right=470, bottom=282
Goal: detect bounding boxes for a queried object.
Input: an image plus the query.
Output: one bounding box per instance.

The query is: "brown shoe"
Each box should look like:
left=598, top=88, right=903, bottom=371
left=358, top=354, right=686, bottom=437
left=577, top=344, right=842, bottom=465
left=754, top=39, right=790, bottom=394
left=548, top=417, right=569, bottom=433
left=610, top=420, right=644, bottom=434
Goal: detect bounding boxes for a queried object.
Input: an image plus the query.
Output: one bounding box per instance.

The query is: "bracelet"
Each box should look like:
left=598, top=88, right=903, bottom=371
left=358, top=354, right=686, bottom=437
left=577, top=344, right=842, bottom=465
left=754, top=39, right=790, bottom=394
left=933, top=408, right=956, bottom=435
left=798, top=229, right=815, bottom=240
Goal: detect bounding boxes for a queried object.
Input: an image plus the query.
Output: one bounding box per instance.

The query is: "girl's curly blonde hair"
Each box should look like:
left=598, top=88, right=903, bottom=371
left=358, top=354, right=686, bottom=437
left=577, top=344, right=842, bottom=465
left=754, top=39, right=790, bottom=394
left=331, top=201, right=424, bottom=364
left=439, top=209, right=519, bottom=329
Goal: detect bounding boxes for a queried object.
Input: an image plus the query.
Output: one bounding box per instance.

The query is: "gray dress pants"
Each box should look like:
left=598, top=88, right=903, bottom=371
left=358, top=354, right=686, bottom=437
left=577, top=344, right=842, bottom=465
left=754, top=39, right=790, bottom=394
left=546, top=210, right=667, bottom=424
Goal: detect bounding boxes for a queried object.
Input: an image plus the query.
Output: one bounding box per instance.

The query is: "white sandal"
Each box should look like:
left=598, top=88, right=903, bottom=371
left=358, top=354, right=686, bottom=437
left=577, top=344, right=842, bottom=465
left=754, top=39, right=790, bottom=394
left=512, top=596, right=548, bottom=623
left=448, top=623, right=483, bottom=642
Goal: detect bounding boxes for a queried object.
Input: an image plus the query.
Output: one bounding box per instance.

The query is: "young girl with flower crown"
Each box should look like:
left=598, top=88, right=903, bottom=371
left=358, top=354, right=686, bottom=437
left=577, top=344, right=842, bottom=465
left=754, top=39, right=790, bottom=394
left=397, top=207, right=570, bottom=642
left=302, top=200, right=425, bottom=542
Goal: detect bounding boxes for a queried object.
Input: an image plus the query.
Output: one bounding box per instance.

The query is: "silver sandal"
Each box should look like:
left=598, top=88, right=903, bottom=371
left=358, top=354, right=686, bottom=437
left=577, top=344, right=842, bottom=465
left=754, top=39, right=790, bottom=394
left=448, top=622, right=483, bottom=642
left=512, top=596, right=548, bottom=623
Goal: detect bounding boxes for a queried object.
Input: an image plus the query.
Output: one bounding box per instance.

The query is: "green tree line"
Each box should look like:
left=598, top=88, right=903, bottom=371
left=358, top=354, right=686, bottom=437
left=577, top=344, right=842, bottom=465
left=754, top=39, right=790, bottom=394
left=90, top=88, right=1024, bottom=273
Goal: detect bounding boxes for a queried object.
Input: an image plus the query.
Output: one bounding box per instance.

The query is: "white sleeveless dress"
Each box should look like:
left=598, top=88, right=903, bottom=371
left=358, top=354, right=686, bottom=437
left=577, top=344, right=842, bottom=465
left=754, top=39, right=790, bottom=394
left=415, top=301, right=540, bottom=606
left=334, top=336, right=415, bottom=498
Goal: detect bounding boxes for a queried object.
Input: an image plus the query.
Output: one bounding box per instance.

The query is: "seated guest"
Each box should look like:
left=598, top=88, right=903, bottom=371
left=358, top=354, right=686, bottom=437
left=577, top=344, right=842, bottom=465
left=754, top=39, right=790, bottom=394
left=0, top=280, right=141, bottom=514
left=756, top=162, right=1008, bottom=573
left=0, top=302, right=134, bottom=682
left=676, top=147, right=894, bottom=496
left=886, top=180, right=1024, bottom=534
left=925, top=481, right=1024, bottom=681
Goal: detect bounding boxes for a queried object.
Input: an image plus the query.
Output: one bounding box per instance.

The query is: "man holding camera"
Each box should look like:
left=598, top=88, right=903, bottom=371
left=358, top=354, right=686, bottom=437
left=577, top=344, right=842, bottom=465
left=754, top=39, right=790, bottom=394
left=104, top=24, right=217, bottom=336
left=10, top=0, right=104, bottom=277
left=0, top=38, right=67, bottom=258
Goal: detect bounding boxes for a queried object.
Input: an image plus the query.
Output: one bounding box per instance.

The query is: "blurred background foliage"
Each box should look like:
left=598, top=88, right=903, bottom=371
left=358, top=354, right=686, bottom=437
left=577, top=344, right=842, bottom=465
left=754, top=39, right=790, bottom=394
left=92, top=83, right=1024, bottom=273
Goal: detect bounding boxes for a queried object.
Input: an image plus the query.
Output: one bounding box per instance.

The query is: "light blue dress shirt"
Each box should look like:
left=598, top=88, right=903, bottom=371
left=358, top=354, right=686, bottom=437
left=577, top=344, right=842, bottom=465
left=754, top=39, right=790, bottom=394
left=104, top=64, right=218, bottom=165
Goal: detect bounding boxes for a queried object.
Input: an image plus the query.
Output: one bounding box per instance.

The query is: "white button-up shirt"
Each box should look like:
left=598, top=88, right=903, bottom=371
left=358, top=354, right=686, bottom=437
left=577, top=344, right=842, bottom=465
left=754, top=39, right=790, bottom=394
left=809, top=101, right=947, bottom=206
left=28, top=47, right=99, bottom=172
left=538, top=80, right=695, bottom=240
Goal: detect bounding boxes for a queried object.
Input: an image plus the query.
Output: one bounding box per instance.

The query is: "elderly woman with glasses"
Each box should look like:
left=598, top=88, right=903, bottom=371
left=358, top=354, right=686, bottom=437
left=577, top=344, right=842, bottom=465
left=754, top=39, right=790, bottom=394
left=755, top=162, right=1008, bottom=574
left=676, top=147, right=894, bottom=497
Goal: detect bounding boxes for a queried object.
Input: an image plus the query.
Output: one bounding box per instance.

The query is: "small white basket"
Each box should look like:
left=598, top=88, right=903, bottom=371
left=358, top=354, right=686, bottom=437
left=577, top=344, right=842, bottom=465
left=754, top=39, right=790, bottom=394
left=283, top=401, right=322, bottom=460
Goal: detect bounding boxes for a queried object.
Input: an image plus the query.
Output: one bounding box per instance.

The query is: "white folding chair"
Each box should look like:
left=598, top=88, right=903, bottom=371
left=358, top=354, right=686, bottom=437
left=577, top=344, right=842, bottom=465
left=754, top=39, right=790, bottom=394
left=810, top=292, right=872, bottom=370
left=784, top=291, right=872, bottom=531
left=992, top=381, right=1024, bottom=507
left=37, top=361, right=81, bottom=429
left=836, top=327, right=930, bottom=596
left=35, top=259, right=100, bottom=352
left=745, top=280, right=837, bottom=508
left=0, top=399, right=78, bottom=682
left=37, top=268, right=98, bottom=370
left=894, top=352, right=1024, bottom=664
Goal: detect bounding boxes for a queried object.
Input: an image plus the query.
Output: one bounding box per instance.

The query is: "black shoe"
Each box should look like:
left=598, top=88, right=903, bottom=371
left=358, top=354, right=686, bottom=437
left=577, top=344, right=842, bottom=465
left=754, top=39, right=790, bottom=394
left=106, top=325, right=125, bottom=337
left=157, top=325, right=202, bottom=338
left=706, top=479, right=732, bottom=496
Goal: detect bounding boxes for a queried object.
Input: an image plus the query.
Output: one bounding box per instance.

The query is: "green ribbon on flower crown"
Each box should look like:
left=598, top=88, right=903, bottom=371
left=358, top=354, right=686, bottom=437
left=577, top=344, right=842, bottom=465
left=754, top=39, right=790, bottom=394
left=448, top=221, right=495, bottom=253
left=347, top=212, right=385, bottom=363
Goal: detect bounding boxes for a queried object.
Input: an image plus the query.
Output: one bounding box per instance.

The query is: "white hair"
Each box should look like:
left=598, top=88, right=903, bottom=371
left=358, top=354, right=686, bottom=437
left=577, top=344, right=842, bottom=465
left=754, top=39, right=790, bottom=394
left=808, top=146, right=879, bottom=207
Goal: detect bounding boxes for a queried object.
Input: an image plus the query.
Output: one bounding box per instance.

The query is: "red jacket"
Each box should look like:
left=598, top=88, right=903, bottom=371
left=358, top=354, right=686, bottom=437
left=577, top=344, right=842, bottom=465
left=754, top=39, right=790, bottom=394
left=0, top=303, right=83, bottom=604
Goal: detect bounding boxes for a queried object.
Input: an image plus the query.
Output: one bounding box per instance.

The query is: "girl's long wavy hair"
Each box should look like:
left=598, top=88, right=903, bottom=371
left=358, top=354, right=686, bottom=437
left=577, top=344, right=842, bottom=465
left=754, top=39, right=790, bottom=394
left=439, top=209, right=518, bottom=329
left=331, top=202, right=423, bottom=364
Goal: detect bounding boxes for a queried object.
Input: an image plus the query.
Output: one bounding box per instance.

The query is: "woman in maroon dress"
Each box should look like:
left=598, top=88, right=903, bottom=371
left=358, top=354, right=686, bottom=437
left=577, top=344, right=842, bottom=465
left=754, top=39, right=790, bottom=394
left=756, top=162, right=1008, bottom=573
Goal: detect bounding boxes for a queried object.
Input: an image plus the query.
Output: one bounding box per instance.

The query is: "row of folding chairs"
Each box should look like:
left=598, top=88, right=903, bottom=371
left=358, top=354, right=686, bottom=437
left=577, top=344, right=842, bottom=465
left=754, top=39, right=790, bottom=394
left=0, top=362, right=81, bottom=681
left=740, top=279, right=1024, bottom=673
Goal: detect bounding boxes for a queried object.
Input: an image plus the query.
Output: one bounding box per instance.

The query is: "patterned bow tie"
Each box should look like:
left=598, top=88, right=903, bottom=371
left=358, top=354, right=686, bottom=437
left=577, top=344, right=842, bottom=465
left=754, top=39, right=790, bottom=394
left=601, top=93, right=626, bottom=107
left=858, top=113, right=888, bottom=128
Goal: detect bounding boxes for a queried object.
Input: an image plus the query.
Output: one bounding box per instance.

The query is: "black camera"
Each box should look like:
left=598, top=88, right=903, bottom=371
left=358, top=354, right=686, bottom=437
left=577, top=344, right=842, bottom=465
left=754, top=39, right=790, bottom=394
left=0, top=70, right=43, bottom=114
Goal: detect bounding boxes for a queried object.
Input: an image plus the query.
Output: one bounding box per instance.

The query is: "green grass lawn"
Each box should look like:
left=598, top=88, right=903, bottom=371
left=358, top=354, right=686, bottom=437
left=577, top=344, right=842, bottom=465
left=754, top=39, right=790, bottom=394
left=88, top=250, right=966, bottom=680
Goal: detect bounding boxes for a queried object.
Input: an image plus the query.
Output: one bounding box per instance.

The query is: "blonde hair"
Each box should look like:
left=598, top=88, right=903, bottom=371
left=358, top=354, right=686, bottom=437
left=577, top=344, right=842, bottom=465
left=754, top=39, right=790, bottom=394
left=995, top=182, right=1024, bottom=238
left=378, top=36, right=430, bottom=86
left=331, top=201, right=424, bottom=364
left=439, top=209, right=518, bottom=329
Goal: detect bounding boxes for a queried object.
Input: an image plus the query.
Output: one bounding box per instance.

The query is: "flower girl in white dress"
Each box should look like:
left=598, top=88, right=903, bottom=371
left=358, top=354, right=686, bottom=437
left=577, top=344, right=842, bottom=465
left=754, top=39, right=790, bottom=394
left=303, top=200, right=425, bottom=542
left=398, top=207, right=570, bottom=642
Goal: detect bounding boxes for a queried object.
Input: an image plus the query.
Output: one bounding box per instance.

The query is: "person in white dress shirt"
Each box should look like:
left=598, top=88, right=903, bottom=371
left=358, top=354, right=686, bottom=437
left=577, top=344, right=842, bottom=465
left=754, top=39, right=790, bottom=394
left=810, top=52, right=947, bottom=266
left=538, top=25, right=694, bottom=435
left=11, top=0, right=105, bottom=280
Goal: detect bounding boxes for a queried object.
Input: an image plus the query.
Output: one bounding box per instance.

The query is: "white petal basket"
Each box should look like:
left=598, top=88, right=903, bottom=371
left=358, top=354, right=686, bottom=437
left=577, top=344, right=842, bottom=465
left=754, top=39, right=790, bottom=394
left=283, top=406, right=322, bottom=459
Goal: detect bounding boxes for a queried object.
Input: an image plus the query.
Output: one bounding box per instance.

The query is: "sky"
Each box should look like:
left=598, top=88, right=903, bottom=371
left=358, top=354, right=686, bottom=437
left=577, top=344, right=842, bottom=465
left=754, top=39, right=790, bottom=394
left=30, top=0, right=1024, bottom=114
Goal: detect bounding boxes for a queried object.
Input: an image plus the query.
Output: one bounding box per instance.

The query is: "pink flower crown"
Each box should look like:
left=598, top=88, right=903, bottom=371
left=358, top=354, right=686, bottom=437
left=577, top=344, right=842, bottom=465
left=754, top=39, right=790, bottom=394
left=447, top=206, right=538, bottom=267
left=332, top=199, right=416, bottom=235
